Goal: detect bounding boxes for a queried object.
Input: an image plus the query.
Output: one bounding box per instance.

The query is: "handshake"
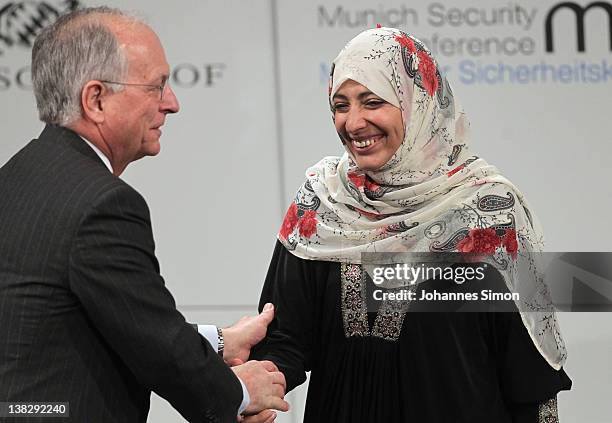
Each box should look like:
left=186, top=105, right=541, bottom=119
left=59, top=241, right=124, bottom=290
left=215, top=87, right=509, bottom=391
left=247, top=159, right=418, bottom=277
left=220, top=303, right=289, bottom=423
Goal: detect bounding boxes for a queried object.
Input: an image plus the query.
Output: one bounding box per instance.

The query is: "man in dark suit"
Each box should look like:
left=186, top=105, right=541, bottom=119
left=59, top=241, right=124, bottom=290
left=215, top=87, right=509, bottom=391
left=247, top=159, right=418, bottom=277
left=0, top=7, right=287, bottom=423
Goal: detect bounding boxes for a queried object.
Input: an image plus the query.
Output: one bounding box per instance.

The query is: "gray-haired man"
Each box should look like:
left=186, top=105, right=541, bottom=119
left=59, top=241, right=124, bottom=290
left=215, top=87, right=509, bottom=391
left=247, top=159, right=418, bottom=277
left=0, top=7, right=286, bottom=423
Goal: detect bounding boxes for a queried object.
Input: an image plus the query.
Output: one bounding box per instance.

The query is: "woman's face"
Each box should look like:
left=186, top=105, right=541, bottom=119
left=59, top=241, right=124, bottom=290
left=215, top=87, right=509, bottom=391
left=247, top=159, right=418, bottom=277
left=332, top=80, right=404, bottom=171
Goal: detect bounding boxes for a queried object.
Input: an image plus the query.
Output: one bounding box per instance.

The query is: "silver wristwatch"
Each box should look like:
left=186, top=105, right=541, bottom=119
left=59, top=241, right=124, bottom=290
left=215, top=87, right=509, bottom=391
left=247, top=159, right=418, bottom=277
left=216, top=327, right=224, bottom=358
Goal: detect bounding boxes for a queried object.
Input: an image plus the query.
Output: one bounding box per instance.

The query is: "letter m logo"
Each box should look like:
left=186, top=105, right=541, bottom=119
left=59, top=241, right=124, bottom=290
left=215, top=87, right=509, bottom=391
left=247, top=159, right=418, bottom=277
left=545, top=1, right=612, bottom=52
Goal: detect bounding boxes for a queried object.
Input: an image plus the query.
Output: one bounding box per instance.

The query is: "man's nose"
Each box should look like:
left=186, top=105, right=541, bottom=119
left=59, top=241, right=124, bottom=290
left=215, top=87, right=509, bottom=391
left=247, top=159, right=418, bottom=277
left=161, top=83, right=180, bottom=114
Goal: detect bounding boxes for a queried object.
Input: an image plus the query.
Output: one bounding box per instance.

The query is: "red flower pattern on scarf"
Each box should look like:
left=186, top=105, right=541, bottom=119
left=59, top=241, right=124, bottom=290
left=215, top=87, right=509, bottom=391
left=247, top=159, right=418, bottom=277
left=395, top=33, right=438, bottom=97
left=364, top=177, right=380, bottom=192
left=457, top=227, right=519, bottom=259
left=347, top=172, right=365, bottom=188
left=417, top=50, right=438, bottom=97
left=394, top=34, right=416, bottom=54
left=298, top=210, right=318, bottom=238
left=279, top=203, right=299, bottom=239
left=457, top=228, right=501, bottom=255
left=502, top=229, right=518, bottom=259
left=447, top=164, right=465, bottom=177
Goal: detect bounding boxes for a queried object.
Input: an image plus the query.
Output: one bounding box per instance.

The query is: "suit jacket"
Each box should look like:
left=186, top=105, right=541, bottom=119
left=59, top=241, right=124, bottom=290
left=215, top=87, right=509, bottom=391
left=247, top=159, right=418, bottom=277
left=0, top=125, right=242, bottom=423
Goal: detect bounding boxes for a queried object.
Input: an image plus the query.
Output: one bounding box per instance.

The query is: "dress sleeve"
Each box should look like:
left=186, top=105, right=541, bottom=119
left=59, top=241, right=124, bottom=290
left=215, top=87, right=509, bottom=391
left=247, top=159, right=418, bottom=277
left=508, top=397, right=560, bottom=423
left=491, top=310, right=571, bottom=422
left=250, top=240, right=323, bottom=393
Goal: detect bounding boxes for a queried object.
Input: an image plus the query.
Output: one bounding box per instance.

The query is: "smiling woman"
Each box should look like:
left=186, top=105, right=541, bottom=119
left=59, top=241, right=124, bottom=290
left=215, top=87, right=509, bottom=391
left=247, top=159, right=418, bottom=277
left=252, top=27, right=571, bottom=422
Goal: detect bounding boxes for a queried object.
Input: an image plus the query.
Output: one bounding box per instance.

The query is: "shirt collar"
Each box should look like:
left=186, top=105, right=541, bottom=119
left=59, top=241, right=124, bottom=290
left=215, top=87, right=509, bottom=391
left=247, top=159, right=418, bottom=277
left=79, top=136, right=113, bottom=173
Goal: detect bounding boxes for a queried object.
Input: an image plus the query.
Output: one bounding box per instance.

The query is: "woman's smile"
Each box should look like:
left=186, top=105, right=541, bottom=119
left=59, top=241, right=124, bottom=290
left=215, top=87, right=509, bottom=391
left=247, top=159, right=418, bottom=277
left=350, top=134, right=384, bottom=152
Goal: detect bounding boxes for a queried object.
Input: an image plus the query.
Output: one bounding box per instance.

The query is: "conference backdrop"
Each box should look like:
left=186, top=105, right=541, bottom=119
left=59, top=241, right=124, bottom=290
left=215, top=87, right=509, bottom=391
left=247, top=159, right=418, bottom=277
left=1, top=0, right=611, bottom=422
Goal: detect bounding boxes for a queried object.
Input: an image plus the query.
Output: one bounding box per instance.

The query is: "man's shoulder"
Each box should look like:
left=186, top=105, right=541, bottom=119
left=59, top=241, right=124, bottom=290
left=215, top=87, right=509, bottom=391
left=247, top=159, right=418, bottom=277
left=4, top=126, right=105, bottom=172
left=1, top=126, right=144, bottom=215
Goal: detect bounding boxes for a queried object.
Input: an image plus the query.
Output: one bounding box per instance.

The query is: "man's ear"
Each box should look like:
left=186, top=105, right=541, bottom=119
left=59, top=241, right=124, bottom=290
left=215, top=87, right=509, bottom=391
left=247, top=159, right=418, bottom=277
left=81, top=80, right=108, bottom=124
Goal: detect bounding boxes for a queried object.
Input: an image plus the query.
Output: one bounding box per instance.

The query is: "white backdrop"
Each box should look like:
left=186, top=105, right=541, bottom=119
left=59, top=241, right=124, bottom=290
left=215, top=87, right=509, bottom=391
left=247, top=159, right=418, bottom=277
left=1, top=0, right=611, bottom=422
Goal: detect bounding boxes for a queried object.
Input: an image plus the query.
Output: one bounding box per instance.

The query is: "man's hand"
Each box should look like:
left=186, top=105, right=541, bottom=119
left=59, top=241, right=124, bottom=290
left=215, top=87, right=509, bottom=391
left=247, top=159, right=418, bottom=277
left=237, top=409, right=277, bottom=423
left=232, top=360, right=289, bottom=415
left=222, top=303, right=274, bottom=363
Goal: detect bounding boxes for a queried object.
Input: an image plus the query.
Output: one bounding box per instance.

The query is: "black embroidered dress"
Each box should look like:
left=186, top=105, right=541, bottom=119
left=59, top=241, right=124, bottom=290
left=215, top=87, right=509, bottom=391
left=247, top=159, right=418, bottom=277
left=251, top=241, right=572, bottom=423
